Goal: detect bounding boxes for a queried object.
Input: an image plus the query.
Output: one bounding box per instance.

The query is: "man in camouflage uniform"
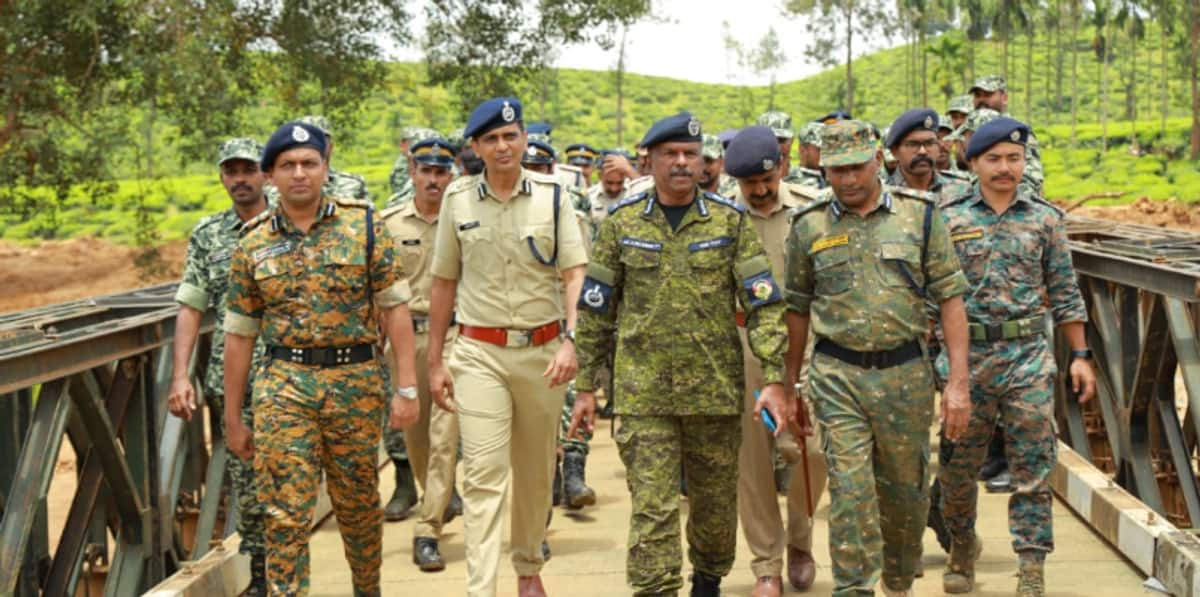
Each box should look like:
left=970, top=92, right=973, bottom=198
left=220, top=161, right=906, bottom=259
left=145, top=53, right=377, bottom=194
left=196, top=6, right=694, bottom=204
left=222, top=122, right=420, bottom=596
left=757, top=111, right=797, bottom=179
left=784, top=120, right=972, bottom=597
left=381, top=136, right=463, bottom=571
left=947, top=95, right=973, bottom=131
left=724, top=127, right=827, bottom=597
left=885, top=108, right=972, bottom=205
left=936, top=118, right=1096, bottom=597
left=569, top=112, right=793, bottom=597
left=699, top=133, right=738, bottom=197
left=788, top=122, right=827, bottom=188
left=969, top=76, right=1044, bottom=192
left=167, top=137, right=270, bottom=594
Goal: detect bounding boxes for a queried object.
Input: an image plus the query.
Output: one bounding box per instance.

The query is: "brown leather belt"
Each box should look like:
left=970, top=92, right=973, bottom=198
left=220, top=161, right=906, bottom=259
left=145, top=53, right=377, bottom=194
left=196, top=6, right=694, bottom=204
left=459, top=321, right=562, bottom=348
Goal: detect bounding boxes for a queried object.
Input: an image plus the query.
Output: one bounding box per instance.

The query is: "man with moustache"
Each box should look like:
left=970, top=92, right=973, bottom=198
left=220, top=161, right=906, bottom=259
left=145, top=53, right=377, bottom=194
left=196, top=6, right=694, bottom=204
left=936, top=118, right=1095, bottom=597
left=785, top=120, right=971, bottom=597
left=699, top=133, right=738, bottom=197
left=427, top=97, right=588, bottom=597
left=168, top=137, right=271, bottom=594
left=564, top=143, right=600, bottom=186
left=886, top=109, right=971, bottom=205
left=588, top=150, right=632, bottom=228
left=380, top=137, right=464, bottom=571
left=569, top=113, right=793, bottom=597
left=223, top=121, right=421, bottom=595
left=724, top=127, right=827, bottom=597
left=969, top=77, right=1043, bottom=193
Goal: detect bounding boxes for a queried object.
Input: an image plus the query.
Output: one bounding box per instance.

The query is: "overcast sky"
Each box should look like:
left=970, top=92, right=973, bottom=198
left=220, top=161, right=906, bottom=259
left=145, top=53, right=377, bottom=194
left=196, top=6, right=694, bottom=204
left=390, top=0, right=902, bottom=86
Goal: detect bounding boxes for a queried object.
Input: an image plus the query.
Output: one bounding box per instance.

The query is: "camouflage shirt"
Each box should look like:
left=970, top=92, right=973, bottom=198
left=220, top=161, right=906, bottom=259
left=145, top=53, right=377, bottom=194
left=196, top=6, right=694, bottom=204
left=785, top=165, right=827, bottom=189
left=575, top=188, right=789, bottom=416
left=389, top=153, right=413, bottom=200
left=886, top=169, right=972, bottom=207
left=174, top=208, right=249, bottom=396
left=941, top=185, right=1087, bottom=326
left=222, top=197, right=411, bottom=346
left=785, top=188, right=969, bottom=352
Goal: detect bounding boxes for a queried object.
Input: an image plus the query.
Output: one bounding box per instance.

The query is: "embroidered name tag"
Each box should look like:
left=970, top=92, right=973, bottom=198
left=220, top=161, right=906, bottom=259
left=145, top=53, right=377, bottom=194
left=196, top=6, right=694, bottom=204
left=401, top=239, right=421, bottom=246
left=811, top=234, right=849, bottom=253
left=208, top=247, right=234, bottom=263
left=620, top=237, right=663, bottom=252
left=458, top=220, right=480, bottom=231
left=688, top=236, right=734, bottom=252
left=951, top=228, right=984, bottom=242
left=253, top=242, right=291, bottom=262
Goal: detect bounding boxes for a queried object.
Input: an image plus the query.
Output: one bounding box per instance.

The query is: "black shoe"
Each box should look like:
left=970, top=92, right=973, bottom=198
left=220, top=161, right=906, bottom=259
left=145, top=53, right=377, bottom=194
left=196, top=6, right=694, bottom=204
left=541, top=540, right=552, bottom=562
left=552, top=455, right=564, bottom=507
left=413, top=537, right=446, bottom=572
left=985, top=470, right=1014, bottom=493
left=563, top=451, right=597, bottom=509
left=926, top=480, right=952, bottom=552
left=244, top=553, right=267, bottom=596
left=978, top=457, right=1006, bottom=481
left=690, top=571, right=721, bottom=597
left=442, top=488, right=463, bottom=523
left=385, top=460, right=418, bottom=521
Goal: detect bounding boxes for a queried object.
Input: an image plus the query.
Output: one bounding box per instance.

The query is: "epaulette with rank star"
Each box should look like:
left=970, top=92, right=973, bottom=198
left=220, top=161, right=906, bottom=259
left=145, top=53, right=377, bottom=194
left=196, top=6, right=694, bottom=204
left=703, top=191, right=746, bottom=213
left=609, top=192, right=648, bottom=214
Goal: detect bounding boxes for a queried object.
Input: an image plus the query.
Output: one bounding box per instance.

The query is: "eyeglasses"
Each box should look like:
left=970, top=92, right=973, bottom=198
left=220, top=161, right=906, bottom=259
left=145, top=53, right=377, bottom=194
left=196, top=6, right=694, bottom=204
left=900, top=139, right=940, bottom=151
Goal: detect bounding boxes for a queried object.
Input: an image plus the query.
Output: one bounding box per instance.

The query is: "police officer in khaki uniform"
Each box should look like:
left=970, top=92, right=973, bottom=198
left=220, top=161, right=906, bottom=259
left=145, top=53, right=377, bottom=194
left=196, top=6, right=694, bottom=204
left=380, top=136, right=464, bottom=572
left=427, top=97, right=588, bottom=597
left=724, top=127, right=828, bottom=597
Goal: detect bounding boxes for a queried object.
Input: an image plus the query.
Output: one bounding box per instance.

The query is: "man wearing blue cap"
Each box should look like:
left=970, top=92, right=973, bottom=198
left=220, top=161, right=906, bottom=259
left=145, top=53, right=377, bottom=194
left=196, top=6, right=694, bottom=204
left=260, top=115, right=371, bottom=204
left=885, top=108, right=972, bottom=206
left=427, top=98, right=588, bottom=597
left=935, top=118, right=1095, bottom=597
left=380, top=137, right=464, bottom=571
left=222, top=121, right=421, bottom=595
left=569, top=112, right=793, bottom=597
left=724, top=126, right=826, bottom=597
left=565, top=143, right=599, bottom=185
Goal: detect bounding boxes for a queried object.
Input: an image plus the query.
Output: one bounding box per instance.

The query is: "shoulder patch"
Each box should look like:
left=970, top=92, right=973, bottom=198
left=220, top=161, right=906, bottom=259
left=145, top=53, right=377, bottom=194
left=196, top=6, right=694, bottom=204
left=609, top=192, right=648, bottom=214
left=333, top=197, right=372, bottom=209
left=704, top=192, right=746, bottom=212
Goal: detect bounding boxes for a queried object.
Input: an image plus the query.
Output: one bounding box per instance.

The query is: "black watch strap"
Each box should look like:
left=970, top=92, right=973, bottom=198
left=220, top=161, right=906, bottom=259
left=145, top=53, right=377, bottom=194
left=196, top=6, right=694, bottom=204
left=1070, top=348, right=1093, bottom=361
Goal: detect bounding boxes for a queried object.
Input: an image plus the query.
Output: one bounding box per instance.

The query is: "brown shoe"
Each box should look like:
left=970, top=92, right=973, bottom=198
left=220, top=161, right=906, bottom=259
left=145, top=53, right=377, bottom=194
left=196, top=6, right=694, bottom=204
left=518, top=575, right=547, bottom=597
left=750, top=575, right=783, bottom=597
left=787, top=545, right=816, bottom=590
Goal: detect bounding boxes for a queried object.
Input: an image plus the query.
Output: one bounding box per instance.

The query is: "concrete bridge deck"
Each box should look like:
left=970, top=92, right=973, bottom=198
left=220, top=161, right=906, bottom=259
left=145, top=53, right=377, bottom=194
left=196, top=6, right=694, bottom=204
left=306, top=418, right=1150, bottom=597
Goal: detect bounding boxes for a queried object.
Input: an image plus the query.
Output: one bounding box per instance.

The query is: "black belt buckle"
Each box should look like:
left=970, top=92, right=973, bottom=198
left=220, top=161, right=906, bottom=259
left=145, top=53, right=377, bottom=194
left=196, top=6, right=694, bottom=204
left=309, top=347, right=331, bottom=365
left=985, top=324, right=1003, bottom=342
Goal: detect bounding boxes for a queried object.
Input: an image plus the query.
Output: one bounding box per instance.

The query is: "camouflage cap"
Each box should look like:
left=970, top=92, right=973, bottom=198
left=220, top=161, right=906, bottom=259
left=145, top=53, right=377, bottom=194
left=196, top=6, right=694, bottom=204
left=938, top=115, right=955, bottom=131
left=217, top=137, right=264, bottom=167
left=798, top=122, right=824, bottom=147
left=399, top=125, right=421, bottom=142
left=298, top=115, right=333, bottom=137
left=756, top=111, right=794, bottom=140
left=446, top=127, right=466, bottom=150
left=965, top=108, right=1002, bottom=132
left=969, top=75, right=1006, bottom=94
left=411, top=127, right=441, bottom=144
left=701, top=134, right=724, bottom=159
left=947, top=94, right=974, bottom=115
left=820, top=120, right=878, bottom=167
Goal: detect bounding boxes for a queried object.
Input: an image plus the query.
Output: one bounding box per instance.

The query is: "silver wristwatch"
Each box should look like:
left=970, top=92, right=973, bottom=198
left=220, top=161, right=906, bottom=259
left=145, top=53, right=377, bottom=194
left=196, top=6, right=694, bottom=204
left=394, top=386, right=419, bottom=401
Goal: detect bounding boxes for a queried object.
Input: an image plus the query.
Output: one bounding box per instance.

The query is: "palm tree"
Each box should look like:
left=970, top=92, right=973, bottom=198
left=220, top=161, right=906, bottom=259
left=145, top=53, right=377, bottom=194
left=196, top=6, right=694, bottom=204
left=1147, top=0, right=1177, bottom=140
left=1092, top=0, right=1114, bottom=152
left=926, top=32, right=968, bottom=101
left=1115, top=1, right=1146, bottom=152
left=1069, top=0, right=1082, bottom=148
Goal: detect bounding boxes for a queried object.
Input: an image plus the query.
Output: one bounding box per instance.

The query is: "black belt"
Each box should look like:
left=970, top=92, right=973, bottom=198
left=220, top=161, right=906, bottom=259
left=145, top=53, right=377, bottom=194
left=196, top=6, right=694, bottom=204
left=814, top=338, right=922, bottom=370
left=267, top=344, right=375, bottom=367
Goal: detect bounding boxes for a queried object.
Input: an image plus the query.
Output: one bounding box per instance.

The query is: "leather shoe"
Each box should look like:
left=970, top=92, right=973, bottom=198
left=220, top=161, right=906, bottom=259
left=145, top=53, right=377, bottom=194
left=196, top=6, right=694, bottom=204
left=787, top=545, right=816, bottom=590
left=750, top=575, right=783, bottom=597
left=412, top=537, right=445, bottom=572
left=518, top=574, right=547, bottom=597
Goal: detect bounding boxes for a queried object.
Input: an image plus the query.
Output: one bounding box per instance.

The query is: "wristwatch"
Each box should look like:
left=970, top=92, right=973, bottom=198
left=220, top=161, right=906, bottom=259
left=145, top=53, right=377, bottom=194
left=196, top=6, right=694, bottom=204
left=1070, top=348, right=1093, bottom=361
left=561, top=328, right=576, bottom=343
left=394, top=386, right=419, bottom=401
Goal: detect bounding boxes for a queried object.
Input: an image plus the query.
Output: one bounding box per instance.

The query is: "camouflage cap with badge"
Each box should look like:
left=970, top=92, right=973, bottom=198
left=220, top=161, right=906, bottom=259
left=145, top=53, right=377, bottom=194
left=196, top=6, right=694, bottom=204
left=819, top=120, right=878, bottom=167
left=969, top=75, right=1006, bottom=94
left=217, top=137, right=264, bottom=167
left=947, top=107, right=1002, bottom=141
left=798, top=122, right=824, bottom=147
left=756, top=111, right=794, bottom=140
left=947, top=94, right=974, bottom=115
left=701, top=134, right=724, bottom=160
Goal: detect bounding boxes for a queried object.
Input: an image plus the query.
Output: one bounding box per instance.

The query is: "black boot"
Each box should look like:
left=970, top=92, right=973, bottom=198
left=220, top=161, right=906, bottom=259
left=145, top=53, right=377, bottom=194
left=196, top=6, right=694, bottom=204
left=385, top=460, right=418, bottom=521
left=552, top=455, right=564, bottom=507
left=413, top=537, right=446, bottom=572
left=442, top=487, right=463, bottom=523
left=563, top=451, right=597, bottom=509
left=244, top=553, right=267, bottom=596
left=690, top=571, right=722, bottom=597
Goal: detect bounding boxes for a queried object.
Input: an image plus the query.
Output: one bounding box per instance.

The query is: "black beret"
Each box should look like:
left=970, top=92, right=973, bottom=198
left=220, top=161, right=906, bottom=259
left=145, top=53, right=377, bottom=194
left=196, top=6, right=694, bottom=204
left=464, top=97, right=522, bottom=140
left=411, top=137, right=457, bottom=168
left=886, top=108, right=940, bottom=148
left=817, top=110, right=853, bottom=124
left=527, top=122, right=552, bottom=136
left=261, top=122, right=327, bottom=171
left=966, top=117, right=1030, bottom=160
left=640, top=112, right=702, bottom=148
left=717, top=128, right=740, bottom=149
left=522, top=139, right=556, bottom=165
left=723, top=126, right=782, bottom=178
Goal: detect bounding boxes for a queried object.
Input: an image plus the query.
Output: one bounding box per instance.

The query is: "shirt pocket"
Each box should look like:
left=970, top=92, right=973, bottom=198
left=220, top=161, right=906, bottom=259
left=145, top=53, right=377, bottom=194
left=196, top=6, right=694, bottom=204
left=459, top=225, right=498, bottom=275
left=619, top=244, right=662, bottom=272
left=395, top=237, right=424, bottom=278
left=877, top=241, right=924, bottom=290
left=522, top=223, right=557, bottom=266
left=686, top=236, right=734, bottom=271
left=253, top=257, right=291, bottom=306
left=813, top=246, right=853, bottom=295
left=322, top=246, right=368, bottom=303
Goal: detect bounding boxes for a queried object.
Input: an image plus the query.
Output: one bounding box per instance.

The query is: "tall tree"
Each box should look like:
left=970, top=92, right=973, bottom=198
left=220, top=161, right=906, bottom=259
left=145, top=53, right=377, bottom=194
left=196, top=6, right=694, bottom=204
left=1092, top=0, right=1114, bottom=151
left=1115, top=1, right=1146, bottom=152
left=1147, top=0, right=1177, bottom=139
left=750, top=27, right=788, bottom=110
left=1187, top=0, right=1200, bottom=158
left=926, top=32, right=968, bottom=101
left=614, top=24, right=631, bottom=147
left=783, top=0, right=891, bottom=114
left=1069, top=0, right=1082, bottom=148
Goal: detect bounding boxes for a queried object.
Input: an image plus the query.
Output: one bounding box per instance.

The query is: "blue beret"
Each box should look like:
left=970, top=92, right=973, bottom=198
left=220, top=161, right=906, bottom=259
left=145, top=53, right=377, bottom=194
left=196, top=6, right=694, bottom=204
left=261, top=121, right=327, bottom=171
left=527, top=122, right=552, bottom=136
left=411, top=137, right=457, bottom=168
left=522, top=139, right=556, bottom=165
left=640, top=111, right=702, bottom=148
left=965, top=117, right=1030, bottom=160
left=818, top=110, right=853, bottom=124
left=464, top=97, right=522, bottom=140
left=717, top=128, right=740, bottom=149
left=723, top=126, right=782, bottom=178
left=886, top=108, right=940, bottom=148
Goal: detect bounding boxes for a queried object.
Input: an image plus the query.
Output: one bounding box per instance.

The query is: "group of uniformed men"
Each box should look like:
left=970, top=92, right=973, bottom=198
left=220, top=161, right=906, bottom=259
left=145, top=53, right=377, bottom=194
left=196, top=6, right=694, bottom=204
left=165, top=73, right=1097, bottom=597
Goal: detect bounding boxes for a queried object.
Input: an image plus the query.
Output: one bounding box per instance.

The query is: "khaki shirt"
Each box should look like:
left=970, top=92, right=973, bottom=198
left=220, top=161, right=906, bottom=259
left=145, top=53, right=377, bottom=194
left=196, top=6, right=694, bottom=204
left=380, top=200, right=438, bottom=316
left=734, top=182, right=823, bottom=278
left=430, top=169, right=588, bottom=329
left=587, top=185, right=624, bottom=227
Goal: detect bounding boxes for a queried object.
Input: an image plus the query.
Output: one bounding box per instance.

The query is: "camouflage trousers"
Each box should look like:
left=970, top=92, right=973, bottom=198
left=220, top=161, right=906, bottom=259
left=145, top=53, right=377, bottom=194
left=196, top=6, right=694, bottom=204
left=615, top=415, right=741, bottom=596
left=937, top=336, right=1057, bottom=554
left=254, top=358, right=387, bottom=596
left=222, top=391, right=267, bottom=557
left=809, top=349, right=935, bottom=596
left=559, top=382, right=592, bottom=455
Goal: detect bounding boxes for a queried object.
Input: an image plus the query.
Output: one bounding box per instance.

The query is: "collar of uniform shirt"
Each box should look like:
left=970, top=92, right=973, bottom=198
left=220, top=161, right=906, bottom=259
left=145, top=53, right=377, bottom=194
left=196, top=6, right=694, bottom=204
left=270, top=197, right=337, bottom=234
left=475, top=170, right=534, bottom=201
left=965, top=186, right=1033, bottom=211
left=829, top=190, right=894, bottom=219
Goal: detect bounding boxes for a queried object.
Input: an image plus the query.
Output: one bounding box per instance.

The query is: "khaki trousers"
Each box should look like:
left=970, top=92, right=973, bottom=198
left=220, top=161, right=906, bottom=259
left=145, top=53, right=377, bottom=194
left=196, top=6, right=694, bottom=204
left=737, top=329, right=827, bottom=578
left=449, top=335, right=566, bottom=597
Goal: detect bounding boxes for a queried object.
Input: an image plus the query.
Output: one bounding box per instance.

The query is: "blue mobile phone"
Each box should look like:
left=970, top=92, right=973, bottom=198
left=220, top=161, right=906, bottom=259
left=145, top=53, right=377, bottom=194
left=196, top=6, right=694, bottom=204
left=754, top=389, right=778, bottom=433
